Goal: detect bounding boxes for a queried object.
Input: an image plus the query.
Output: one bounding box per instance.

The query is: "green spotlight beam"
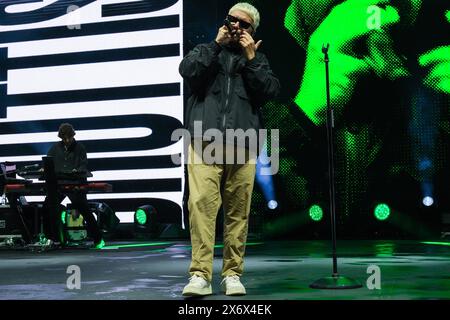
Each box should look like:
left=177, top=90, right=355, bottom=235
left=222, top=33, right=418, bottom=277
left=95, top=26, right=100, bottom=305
left=421, top=241, right=450, bottom=247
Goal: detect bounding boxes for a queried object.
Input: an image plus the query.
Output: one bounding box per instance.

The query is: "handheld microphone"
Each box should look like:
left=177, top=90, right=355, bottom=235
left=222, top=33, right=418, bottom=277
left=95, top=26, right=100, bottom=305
left=224, top=18, right=233, bottom=33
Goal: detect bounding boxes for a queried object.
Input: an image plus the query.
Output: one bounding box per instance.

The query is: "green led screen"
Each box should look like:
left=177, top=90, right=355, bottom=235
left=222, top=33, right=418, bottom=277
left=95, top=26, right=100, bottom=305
left=184, top=0, right=449, bottom=239
left=261, top=0, right=447, bottom=238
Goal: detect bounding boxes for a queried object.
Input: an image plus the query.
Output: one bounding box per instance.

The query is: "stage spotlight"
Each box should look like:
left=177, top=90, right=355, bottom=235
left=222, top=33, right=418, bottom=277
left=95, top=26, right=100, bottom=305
left=374, top=203, right=390, bottom=221
left=267, top=200, right=278, bottom=210
left=422, top=196, right=434, bottom=207
left=88, top=202, right=119, bottom=232
left=134, top=205, right=157, bottom=227
left=309, top=204, right=323, bottom=222
left=420, top=181, right=434, bottom=207
left=135, top=208, right=147, bottom=225
left=134, top=205, right=160, bottom=238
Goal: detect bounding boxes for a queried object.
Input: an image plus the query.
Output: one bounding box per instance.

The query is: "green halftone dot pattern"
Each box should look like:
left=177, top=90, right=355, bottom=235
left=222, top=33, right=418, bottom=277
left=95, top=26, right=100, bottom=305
left=334, top=130, right=373, bottom=218
left=286, top=1, right=413, bottom=125
left=419, top=45, right=450, bottom=94
left=441, top=123, right=450, bottom=147
left=262, top=100, right=305, bottom=185
left=261, top=1, right=447, bottom=236
left=283, top=0, right=432, bottom=219
left=251, top=190, right=266, bottom=214
left=284, top=0, right=304, bottom=47
left=261, top=100, right=310, bottom=210
left=262, top=101, right=303, bottom=137
left=278, top=157, right=296, bottom=176
left=249, top=188, right=266, bottom=236
left=284, top=0, right=336, bottom=49
left=262, top=101, right=308, bottom=162
left=285, top=175, right=308, bottom=208
left=262, top=100, right=289, bottom=126
left=439, top=113, right=450, bottom=163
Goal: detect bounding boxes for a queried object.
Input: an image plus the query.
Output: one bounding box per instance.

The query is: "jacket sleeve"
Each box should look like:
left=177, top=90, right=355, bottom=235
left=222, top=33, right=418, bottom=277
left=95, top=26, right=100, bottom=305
left=179, top=41, right=222, bottom=93
left=242, top=53, right=281, bottom=103
left=47, top=144, right=56, bottom=157
left=76, top=144, right=88, bottom=173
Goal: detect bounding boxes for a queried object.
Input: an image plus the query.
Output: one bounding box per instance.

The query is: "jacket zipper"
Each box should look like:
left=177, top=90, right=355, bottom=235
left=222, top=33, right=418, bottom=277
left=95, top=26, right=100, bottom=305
left=222, top=55, right=233, bottom=130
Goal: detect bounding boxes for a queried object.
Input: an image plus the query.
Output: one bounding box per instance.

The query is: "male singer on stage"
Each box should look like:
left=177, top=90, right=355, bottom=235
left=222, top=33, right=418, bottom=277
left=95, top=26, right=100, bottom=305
left=179, top=2, right=280, bottom=296
left=42, top=123, right=105, bottom=249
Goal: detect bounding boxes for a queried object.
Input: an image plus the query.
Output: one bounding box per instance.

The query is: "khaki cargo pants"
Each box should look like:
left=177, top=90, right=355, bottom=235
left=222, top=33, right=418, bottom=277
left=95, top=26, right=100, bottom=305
left=187, top=140, right=257, bottom=282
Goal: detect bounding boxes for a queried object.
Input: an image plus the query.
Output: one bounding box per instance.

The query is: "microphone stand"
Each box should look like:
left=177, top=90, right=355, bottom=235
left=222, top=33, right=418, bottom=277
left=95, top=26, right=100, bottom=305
left=310, top=44, right=362, bottom=289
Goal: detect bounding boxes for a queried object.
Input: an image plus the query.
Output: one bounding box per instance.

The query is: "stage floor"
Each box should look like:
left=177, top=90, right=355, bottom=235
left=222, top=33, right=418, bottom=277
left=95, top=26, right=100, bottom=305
left=0, top=240, right=449, bottom=300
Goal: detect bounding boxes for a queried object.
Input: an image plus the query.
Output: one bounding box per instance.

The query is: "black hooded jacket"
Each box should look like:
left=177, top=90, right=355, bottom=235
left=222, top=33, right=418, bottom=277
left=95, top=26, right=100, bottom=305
left=47, top=139, right=88, bottom=174
left=179, top=41, right=280, bottom=142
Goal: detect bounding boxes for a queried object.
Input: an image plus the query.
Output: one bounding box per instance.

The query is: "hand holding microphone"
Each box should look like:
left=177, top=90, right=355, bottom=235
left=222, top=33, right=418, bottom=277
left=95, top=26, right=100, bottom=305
left=216, top=18, right=241, bottom=46
left=239, top=30, right=262, bottom=61
left=224, top=18, right=233, bottom=34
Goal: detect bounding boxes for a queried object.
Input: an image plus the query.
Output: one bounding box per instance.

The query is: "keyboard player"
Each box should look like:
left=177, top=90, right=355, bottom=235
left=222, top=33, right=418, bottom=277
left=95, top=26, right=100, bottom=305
left=42, top=123, right=105, bottom=249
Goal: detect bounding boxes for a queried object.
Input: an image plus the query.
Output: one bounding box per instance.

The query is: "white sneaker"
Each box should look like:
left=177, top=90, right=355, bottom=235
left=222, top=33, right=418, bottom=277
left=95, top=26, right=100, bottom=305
left=182, top=275, right=212, bottom=296
left=221, top=275, right=246, bottom=296
left=41, top=239, right=52, bottom=247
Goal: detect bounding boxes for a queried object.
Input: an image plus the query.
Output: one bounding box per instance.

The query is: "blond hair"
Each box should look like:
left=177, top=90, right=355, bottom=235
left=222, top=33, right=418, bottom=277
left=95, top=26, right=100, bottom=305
left=229, top=2, right=260, bottom=30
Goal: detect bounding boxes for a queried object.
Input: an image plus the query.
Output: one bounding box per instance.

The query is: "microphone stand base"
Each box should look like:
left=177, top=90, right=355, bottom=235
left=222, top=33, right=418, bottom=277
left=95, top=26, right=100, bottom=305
left=310, top=275, right=362, bottom=289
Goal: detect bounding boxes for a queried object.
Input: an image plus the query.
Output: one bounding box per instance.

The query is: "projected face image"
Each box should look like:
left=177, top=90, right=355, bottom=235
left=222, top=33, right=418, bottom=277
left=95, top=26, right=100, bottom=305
left=284, top=0, right=449, bottom=126
left=248, top=0, right=450, bottom=237
left=418, top=9, right=450, bottom=95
